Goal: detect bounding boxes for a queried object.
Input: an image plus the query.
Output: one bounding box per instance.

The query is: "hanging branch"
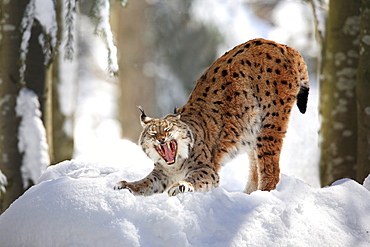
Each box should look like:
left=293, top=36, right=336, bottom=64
left=0, top=170, right=7, bottom=198
left=305, top=0, right=326, bottom=46
left=91, top=0, right=119, bottom=76
left=19, top=0, right=58, bottom=82
left=38, top=1, right=58, bottom=67
left=64, top=0, right=77, bottom=60
left=19, top=0, right=36, bottom=85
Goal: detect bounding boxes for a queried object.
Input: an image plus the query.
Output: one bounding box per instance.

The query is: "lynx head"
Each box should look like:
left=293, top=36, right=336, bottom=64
left=138, top=106, right=194, bottom=166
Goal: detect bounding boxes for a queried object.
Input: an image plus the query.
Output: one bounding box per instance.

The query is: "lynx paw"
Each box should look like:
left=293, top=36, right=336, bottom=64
left=114, top=181, right=133, bottom=193
left=167, top=181, right=194, bottom=196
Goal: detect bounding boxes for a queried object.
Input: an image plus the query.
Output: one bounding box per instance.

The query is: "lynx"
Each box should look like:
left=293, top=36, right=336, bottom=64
left=115, top=38, right=309, bottom=196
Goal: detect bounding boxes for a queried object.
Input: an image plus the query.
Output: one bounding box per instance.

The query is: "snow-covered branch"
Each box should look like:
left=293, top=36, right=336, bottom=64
left=305, top=0, right=327, bottom=46
left=19, top=0, right=36, bottom=85
left=35, top=0, right=57, bottom=65
left=0, top=170, right=7, bottom=196
left=16, top=88, right=50, bottom=189
left=91, top=0, right=119, bottom=76
left=64, top=0, right=77, bottom=60
left=19, top=0, right=57, bottom=83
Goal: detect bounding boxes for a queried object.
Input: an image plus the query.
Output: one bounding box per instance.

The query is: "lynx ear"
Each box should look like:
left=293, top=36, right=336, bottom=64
left=173, top=107, right=182, bottom=119
left=138, top=106, right=152, bottom=126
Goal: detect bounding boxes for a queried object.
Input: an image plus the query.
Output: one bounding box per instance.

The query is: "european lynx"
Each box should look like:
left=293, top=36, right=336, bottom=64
left=115, top=38, right=309, bottom=196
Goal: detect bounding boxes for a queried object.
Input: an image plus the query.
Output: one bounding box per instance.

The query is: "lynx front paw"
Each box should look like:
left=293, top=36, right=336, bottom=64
left=114, top=181, right=133, bottom=193
left=167, top=181, right=194, bottom=196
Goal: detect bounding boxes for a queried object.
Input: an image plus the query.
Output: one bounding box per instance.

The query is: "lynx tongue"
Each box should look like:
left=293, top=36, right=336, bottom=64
left=156, top=141, right=177, bottom=164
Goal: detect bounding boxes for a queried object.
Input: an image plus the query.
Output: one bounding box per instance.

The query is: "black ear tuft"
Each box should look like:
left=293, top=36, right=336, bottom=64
left=138, top=105, right=152, bottom=124
left=137, top=106, right=145, bottom=115
left=173, top=107, right=178, bottom=114
left=138, top=105, right=146, bottom=119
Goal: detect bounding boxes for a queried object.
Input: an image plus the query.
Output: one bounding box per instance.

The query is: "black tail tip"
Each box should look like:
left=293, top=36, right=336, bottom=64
left=297, top=86, right=309, bottom=114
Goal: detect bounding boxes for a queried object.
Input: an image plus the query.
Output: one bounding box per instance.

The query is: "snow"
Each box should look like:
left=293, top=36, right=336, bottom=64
left=34, top=0, right=57, bottom=62
left=15, top=88, right=50, bottom=189
left=34, top=0, right=57, bottom=37
left=364, top=175, right=370, bottom=190
left=0, top=156, right=369, bottom=246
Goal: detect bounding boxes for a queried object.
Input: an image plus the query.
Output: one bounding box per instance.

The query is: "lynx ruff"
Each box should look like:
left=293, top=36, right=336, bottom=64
left=114, top=38, right=309, bottom=196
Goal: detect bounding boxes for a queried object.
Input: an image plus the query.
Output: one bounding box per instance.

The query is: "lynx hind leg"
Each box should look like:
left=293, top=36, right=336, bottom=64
left=244, top=151, right=259, bottom=194
left=255, top=129, right=284, bottom=192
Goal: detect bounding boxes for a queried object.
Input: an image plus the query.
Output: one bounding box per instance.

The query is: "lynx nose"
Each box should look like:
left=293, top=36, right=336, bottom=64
left=159, top=137, right=166, bottom=144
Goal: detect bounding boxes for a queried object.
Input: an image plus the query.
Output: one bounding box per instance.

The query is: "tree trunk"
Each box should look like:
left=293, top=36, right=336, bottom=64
left=320, top=0, right=361, bottom=186
left=0, top=0, right=27, bottom=213
left=45, top=0, right=74, bottom=164
left=47, top=65, right=75, bottom=164
left=24, top=20, right=47, bottom=118
left=111, top=0, right=157, bottom=142
left=356, top=0, right=370, bottom=182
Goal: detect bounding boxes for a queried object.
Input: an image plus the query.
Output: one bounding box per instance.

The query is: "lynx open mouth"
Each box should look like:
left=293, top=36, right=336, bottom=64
left=155, top=141, right=177, bottom=165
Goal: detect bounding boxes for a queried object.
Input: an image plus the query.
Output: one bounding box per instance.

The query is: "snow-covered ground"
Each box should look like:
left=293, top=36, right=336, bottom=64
left=0, top=155, right=369, bottom=246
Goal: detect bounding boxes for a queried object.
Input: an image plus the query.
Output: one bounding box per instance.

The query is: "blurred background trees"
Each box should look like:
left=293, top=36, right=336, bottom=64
left=0, top=0, right=122, bottom=213
left=111, top=0, right=221, bottom=141
left=356, top=0, right=370, bottom=183
left=319, top=0, right=370, bottom=186
left=112, top=0, right=318, bottom=141
left=0, top=0, right=28, bottom=214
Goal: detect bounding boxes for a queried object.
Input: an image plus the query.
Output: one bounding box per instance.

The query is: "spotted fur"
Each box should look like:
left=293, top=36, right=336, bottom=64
left=115, top=38, right=309, bottom=196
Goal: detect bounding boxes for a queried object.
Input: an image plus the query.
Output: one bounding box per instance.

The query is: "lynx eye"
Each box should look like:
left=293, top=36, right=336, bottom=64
left=164, top=124, right=173, bottom=132
left=148, top=130, right=157, bottom=136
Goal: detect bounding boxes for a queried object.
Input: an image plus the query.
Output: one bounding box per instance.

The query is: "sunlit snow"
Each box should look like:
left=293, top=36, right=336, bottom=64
left=0, top=157, right=369, bottom=246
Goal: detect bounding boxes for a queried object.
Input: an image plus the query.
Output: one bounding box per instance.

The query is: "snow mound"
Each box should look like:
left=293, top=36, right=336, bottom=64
left=0, top=161, right=370, bottom=247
